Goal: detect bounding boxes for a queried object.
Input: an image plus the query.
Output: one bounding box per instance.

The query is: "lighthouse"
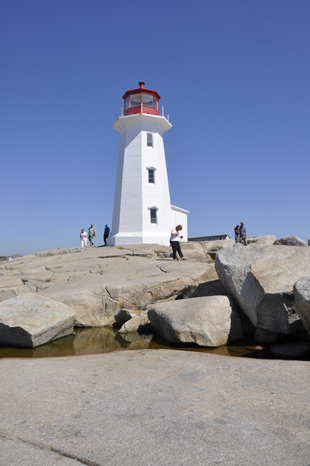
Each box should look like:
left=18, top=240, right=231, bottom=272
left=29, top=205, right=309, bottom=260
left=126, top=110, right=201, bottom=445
left=108, top=82, right=189, bottom=247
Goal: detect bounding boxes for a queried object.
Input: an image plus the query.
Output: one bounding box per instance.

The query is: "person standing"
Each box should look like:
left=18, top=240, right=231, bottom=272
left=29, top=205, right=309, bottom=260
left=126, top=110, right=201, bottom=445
left=170, top=225, right=186, bottom=261
left=234, top=225, right=241, bottom=243
left=80, top=229, right=87, bottom=251
left=240, top=222, right=247, bottom=245
left=103, top=225, right=110, bottom=246
left=88, top=224, right=96, bottom=246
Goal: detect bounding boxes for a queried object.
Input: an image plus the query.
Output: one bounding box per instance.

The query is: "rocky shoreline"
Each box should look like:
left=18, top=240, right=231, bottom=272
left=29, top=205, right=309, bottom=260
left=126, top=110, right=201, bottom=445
left=1, top=237, right=310, bottom=465
left=1, top=237, right=310, bottom=358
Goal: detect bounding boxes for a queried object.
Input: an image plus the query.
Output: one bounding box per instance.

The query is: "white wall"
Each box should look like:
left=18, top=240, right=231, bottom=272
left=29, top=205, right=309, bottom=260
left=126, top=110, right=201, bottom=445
left=109, top=114, right=173, bottom=246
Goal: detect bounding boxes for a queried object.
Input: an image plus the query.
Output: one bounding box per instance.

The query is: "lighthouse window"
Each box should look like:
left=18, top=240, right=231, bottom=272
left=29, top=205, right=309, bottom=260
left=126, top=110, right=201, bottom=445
left=154, top=98, right=158, bottom=111
left=130, top=94, right=141, bottom=108
left=147, top=133, right=153, bottom=147
left=150, top=208, right=157, bottom=224
left=125, top=97, right=129, bottom=111
left=148, top=169, right=155, bottom=184
left=142, top=94, right=153, bottom=107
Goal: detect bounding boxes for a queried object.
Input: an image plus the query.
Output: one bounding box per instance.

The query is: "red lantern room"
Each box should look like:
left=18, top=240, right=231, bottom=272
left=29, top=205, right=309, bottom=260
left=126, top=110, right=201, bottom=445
left=123, top=82, right=160, bottom=116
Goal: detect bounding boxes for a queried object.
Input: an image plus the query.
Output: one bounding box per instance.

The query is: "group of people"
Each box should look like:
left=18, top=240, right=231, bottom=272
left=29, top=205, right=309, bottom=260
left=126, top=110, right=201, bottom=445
left=80, top=224, right=110, bottom=251
left=234, top=222, right=247, bottom=245
left=170, top=223, right=249, bottom=260
left=80, top=222, right=248, bottom=257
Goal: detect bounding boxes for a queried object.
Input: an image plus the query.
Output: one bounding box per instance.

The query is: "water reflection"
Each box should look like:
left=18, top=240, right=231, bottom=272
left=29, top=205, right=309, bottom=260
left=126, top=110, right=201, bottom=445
left=0, top=327, right=270, bottom=359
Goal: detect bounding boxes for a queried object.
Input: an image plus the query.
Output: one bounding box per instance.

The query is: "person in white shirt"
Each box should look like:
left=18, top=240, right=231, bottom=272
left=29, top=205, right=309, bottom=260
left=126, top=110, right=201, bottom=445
left=80, top=229, right=87, bottom=251
left=170, top=225, right=186, bottom=261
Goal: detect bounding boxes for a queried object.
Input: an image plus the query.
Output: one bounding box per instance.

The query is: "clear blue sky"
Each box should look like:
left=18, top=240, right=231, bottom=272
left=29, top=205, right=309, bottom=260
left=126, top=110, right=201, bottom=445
left=1, top=0, right=310, bottom=256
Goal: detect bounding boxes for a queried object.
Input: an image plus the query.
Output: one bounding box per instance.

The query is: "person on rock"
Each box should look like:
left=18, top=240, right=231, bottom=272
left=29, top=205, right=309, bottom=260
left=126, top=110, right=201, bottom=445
left=103, top=225, right=110, bottom=246
left=240, top=222, right=247, bottom=245
left=88, top=224, right=96, bottom=246
left=80, top=229, right=87, bottom=251
left=234, top=225, right=241, bottom=243
left=170, top=225, right=186, bottom=261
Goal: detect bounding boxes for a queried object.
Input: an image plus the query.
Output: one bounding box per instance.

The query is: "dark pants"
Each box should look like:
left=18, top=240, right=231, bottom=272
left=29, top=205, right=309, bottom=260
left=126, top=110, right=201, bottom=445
left=170, top=241, right=183, bottom=260
left=240, top=236, right=247, bottom=246
left=104, top=235, right=109, bottom=246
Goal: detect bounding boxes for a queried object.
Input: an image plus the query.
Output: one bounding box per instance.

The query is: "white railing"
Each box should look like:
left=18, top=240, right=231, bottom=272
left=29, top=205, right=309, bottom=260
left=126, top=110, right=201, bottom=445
left=114, top=106, right=169, bottom=121
left=114, top=107, right=124, bottom=121
left=161, top=106, right=169, bottom=121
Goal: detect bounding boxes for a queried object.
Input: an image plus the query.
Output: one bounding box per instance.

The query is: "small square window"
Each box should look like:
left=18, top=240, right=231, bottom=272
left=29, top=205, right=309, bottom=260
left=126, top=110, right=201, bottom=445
left=147, top=133, right=153, bottom=147
left=148, top=169, right=155, bottom=184
left=150, top=208, right=157, bottom=224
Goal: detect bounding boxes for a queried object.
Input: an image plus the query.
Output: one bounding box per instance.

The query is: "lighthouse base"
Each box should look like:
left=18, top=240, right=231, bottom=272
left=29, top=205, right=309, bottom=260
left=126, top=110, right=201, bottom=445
left=107, top=232, right=171, bottom=247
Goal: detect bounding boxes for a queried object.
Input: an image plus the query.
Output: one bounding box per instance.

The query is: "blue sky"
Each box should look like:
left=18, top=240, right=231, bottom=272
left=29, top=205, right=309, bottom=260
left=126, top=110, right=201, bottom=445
left=1, top=0, right=310, bottom=256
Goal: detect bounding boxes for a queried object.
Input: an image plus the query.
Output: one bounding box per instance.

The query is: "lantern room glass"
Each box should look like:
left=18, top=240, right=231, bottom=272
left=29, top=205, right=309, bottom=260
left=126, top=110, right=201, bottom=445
left=126, top=93, right=158, bottom=112
left=142, top=94, right=153, bottom=107
left=130, top=94, right=141, bottom=108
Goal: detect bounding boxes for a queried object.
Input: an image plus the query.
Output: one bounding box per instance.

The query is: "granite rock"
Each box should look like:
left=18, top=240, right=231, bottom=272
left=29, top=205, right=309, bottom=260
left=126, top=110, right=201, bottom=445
left=215, top=244, right=310, bottom=335
left=273, top=236, right=308, bottom=247
left=0, top=294, right=75, bottom=348
left=0, top=245, right=212, bottom=327
left=293, top=277, right=310, bottom=336
left=148, top=295, right=244, bottom=347
left=270, top=342, right=310, bottom=359
left=247, top=235, right=277, bottom=246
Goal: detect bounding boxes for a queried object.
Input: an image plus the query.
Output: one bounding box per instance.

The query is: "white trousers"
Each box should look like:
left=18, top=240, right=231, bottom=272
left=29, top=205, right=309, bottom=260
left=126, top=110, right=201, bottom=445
left=81, top=238, right=87, bottom=248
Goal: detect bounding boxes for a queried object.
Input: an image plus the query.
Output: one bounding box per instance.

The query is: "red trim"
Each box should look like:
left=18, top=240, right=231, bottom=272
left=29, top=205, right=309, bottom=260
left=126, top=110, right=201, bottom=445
left=122, top=83, right=160, bottom=101
left=123, top=82, right=160, bottom=116
left=125, top=106, right=159, bottom=116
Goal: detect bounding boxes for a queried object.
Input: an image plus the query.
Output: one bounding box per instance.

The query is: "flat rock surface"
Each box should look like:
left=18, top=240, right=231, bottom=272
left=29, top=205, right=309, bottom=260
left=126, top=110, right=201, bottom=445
left=0, top=244, right=212, bottom=326
left=0, top=350, right=309, bottom=466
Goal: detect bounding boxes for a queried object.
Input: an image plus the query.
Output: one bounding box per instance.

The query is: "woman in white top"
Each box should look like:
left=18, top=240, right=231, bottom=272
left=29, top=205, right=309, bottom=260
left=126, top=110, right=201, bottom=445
left=170, top=225, right=186, bottom=261
left=80, top=229, right=88, bottom=250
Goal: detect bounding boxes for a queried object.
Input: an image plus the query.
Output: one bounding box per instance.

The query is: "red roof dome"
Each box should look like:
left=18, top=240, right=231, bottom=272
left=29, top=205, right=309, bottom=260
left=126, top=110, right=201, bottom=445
left=123, top=82, right=160, bottom=116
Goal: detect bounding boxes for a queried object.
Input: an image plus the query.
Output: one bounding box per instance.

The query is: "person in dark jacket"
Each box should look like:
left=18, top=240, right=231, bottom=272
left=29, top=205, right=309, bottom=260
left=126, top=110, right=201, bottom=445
left=234, top=225, right=240, bottom=243
left=103, top=225, right=110, bottom=246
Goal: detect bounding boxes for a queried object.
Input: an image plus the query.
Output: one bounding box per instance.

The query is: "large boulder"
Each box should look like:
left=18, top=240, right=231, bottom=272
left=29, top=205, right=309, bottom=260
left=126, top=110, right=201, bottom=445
left=179, top=242, right=213, bottom=263
left=175, top=265, right=228, bottom=300
left=200, top=239, right=235, bottom=253
left=215, top=244, right=310, bottom=335
left=116, top=310, right=150, bottom=333
left=0, top=274, right=32, bottom=302
left=0, top=294, right=75, bottom=348
left=270, top=342, right=310, bottom=359
left=247, top=235, right=277, bottom=246
left=200, top=239, right=235, bottom=259
left=148, top=295, right=243, bottom=347
left=273, top=236, right=307, bottom=247
left=293, top=277, right=310, bottom=336
left=254, top=327, right=278, bottom=343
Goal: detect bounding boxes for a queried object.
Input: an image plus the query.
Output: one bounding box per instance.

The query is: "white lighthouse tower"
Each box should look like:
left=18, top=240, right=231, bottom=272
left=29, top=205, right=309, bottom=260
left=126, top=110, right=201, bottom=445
left=108, top=82, right=189, bottom=247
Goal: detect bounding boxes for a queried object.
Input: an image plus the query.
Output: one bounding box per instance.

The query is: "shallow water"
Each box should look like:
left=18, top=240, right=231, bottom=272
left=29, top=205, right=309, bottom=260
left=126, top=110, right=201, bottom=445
left=0, top=327, right=271, bottom=359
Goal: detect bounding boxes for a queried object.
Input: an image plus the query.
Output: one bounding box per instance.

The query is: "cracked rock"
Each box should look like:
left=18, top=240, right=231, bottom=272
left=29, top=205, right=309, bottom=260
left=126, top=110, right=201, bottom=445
left=215, top=244, right=310, bottom=335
